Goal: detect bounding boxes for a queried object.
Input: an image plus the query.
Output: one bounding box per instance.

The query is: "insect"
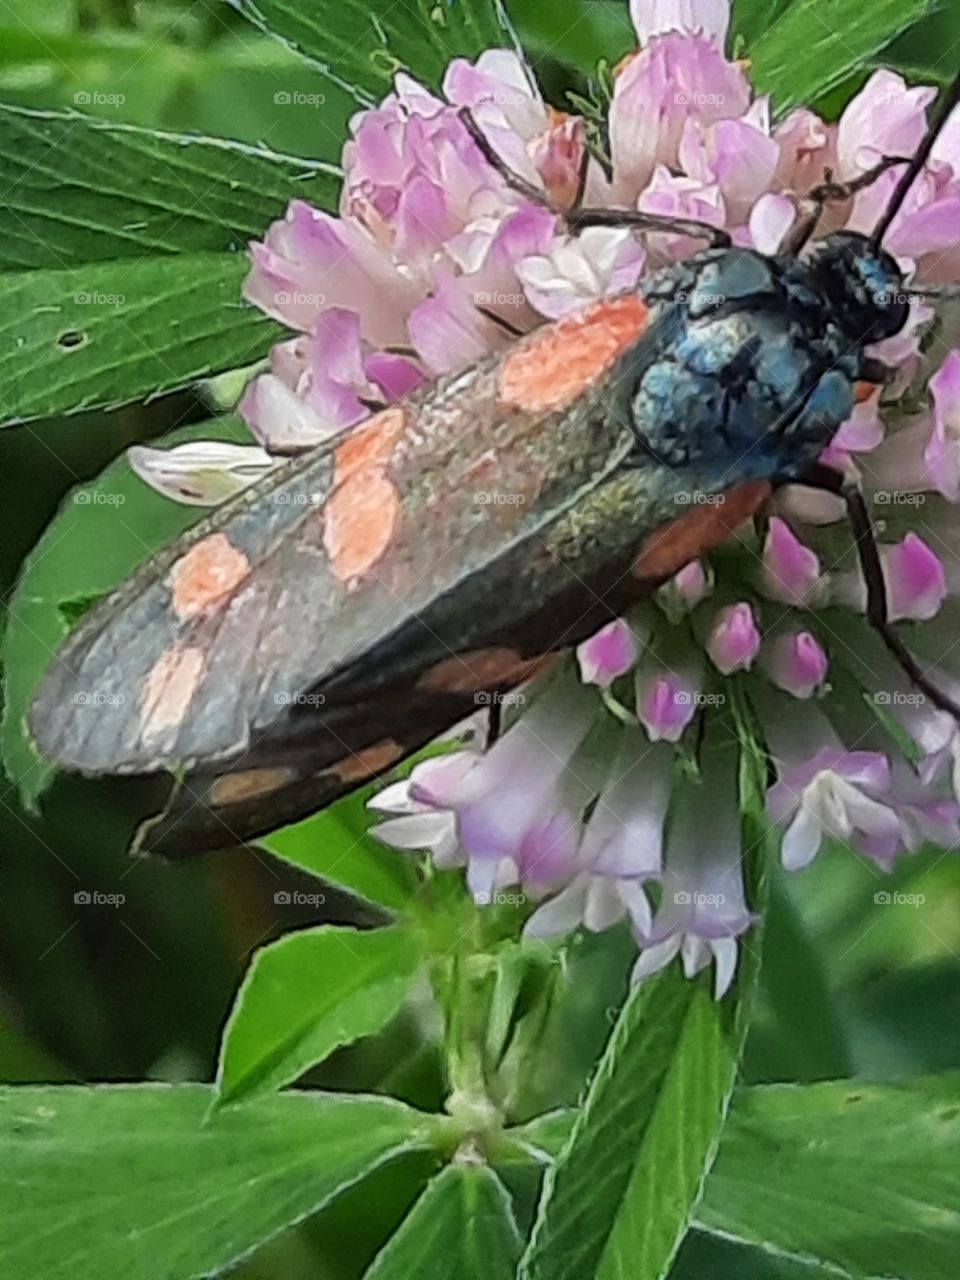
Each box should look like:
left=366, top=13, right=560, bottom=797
left=29, top=68, right=960, bottom=859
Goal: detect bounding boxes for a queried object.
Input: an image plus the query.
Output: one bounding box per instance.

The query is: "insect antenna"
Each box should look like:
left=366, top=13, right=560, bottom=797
left=457, top=106, right=731, bottom=247
left=871, top=67, right=960, bottom=249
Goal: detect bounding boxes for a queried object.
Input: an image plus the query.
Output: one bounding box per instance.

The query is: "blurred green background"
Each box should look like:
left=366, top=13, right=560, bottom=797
left=1, top=2, right=960, bottom=1277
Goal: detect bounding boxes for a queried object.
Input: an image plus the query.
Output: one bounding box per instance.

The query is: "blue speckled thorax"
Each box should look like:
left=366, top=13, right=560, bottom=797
left=619, top=232, right=909, bottom=487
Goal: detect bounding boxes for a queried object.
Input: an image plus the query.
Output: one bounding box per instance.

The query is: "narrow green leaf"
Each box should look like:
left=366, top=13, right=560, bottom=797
left=0, top=1083, right=441, bottom=1280
left=0, top=105, right=338, bottom=271
left=261, top=793, right=418, bottom=913
left=519, top=725, right=770, bottom=1280
left=748, top=0, right=935, bottom=113
left=0, top=254, right=277, bottom=425
left=1, top=417, right=245, bottom=801
left=699, top=1076, right=960, bottom=1280
left=364, top=1164, right=522, bottom=1280
left=232, top=0, right=520, bottom=103
left=217, top=924, right=422, bottom=1106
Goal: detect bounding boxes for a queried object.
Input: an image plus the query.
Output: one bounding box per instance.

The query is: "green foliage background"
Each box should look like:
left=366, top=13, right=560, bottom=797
left=1, top=2, right=960, bottom=1279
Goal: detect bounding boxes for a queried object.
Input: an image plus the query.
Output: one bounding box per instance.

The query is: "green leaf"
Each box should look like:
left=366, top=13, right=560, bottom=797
left=233, top=0, right=520, bottom=103
left=261, top=792, right=418, bottom=913
left=0, top=253, right=278, bottom=425
left=363, top=1164, right=522, bottom=1280
left=217, top=924, right=423, bottom=1106
left=519, top=723, right=770, bottom=1280
left=0, top=104, right=339, bottom=271
left=0, top=1083, right=442, bottom=1280
left=1, top=416, right=245, bottom=801
left=748, top=0, right=935, bottom=113
left=699, top=1076, right=960, bottom=1280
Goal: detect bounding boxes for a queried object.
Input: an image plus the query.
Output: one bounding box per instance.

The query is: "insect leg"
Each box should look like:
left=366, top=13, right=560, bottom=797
left=457, top=106, right=731, bottom=247
left=486, top=699, right=503, bottom=748
left=796, top=463, right=960, bottom=722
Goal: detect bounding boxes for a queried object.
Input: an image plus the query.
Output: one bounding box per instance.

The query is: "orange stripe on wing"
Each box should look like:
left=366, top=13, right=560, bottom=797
left=633, top=480, right=771, bottom=581
left=497, top=294, right=650, bottom=413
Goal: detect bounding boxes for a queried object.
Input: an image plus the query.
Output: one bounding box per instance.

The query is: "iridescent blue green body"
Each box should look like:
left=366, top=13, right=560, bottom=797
left=625, top=231, right=910, bottom=487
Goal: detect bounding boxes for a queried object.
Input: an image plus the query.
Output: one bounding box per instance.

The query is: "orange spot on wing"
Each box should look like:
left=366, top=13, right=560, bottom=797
left=323, top=468, right=401, bottom=583
left=418, top=648, right=557, bottom=694
left=169, top=533, right=250, bottom=622
left=498, top=295, right=649, bottom=413
left=333, top=407, right=406, bottom=486
left=634, top=480, right=771, bottom=580
left=331, top=739, right=404, bottom=783
left=140, top=646, right=205, bottom=740
left=207, top=766, right=298, bottom=808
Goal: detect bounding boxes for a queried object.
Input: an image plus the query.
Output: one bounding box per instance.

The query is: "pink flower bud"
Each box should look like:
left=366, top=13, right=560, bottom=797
left=760, top=517, right=821, bottom=606
left=883, top=534, right=947, bottom=622
left=577, top=620, right=641, bottom=686
left=763, top=631, right=829, bottom=699
left=707, top=603, right=761, bottom=674
left=636, top=672, right=698, bottom=742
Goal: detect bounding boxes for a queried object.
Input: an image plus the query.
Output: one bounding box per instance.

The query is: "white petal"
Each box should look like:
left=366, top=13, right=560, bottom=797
left=710, top=936, right=739, bottom=998
left=128, top=442, right=275, bottom=507
left=631, top=935, right=682, bottom=984
left=524, top=875, right=589, bottom=938
left=781, top=804, right=824, bottom=870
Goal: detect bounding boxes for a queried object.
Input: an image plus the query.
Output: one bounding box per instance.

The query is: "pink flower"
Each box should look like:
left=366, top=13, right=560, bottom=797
left=609, top=33, right=750, bottom=201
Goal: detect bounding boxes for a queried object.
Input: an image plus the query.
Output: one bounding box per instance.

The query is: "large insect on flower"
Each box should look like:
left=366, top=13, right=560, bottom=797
left=27, top=9, right=960, bottom=993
